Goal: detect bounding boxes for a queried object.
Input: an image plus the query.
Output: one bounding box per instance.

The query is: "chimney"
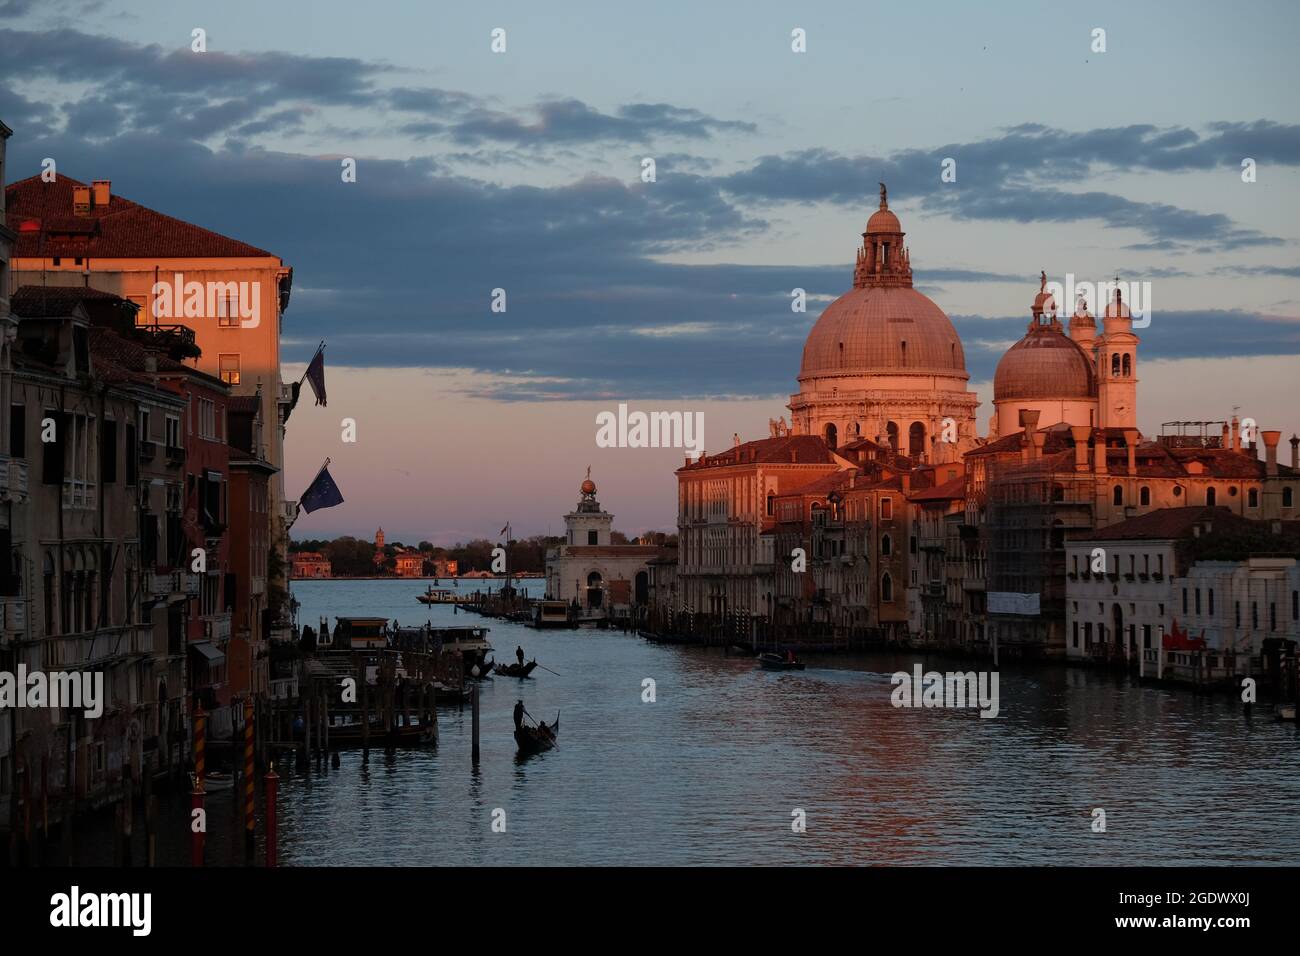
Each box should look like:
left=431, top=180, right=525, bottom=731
left=1123, top=428, right=1139, bottom=476
left=1221, top=423, right=1230, bottom=449
left=1095, top=439, right=1108, bottom=475
left=733, top=432, right=740, bottom=448
left=1070, top=426, right=1091, bottom=472
left=1231, top=415, right=1241, bottom=451
left=1262, top=430, right=1281, bottom=476
left=1019, top=409, right=1041, bottom=461
left=73, top=185, right=92, bottom=216
left=1291, top=434, right=1299, bottom=471
left=92, top=180, right=111, bottom=207
left=1031, top=429, right=1046, bottom=461
left=901, top=472, right=911, bottom=492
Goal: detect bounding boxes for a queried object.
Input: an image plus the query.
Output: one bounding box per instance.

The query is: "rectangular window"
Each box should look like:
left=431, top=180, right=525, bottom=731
left=100, top=419, right=117, bottom=483
left=1072, top=621, right=1079, bottom=648
left=125, top=423, right=138, bottom=485
left=587, top=530, right=597, bottom=545
left=165, top=415, right=181, bottom=449
left=141, top=512, right=159, bottom=568
left=42, top=409, right=66, bottom=484
left=218, top=296, right=239, bottom=328
left=880, top=497, right=893, bottom=520
left=8, top=404, right=25, bottom=458
left=219, top=354, right=240, bottom=385
left=1195, top=589, right=1201, bottom=615
left=138, top=407, right=151, bottom=442
left=1182, top=588, right=1188, bottom=615
left=1208, top=589, right=1215, bottom=616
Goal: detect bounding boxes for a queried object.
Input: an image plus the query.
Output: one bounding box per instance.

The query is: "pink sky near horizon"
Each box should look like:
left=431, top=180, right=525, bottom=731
left=283, top=354, right=1300, bottom=546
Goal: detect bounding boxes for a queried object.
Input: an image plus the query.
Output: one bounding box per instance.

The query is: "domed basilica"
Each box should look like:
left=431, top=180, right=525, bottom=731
left=788, top=184, right=1141, bottom=453
left=788, top=184, right=979, bottom=462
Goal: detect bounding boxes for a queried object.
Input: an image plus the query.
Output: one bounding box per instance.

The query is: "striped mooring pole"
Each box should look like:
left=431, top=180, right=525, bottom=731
left=193, top=702, right=206, bottom=789
left=243, top=698, right=255, bottom=849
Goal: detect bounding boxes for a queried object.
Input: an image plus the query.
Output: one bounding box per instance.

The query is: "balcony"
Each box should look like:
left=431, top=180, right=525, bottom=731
left=138, top=440, right=157, bottom=462
left=150, top=572, right=173, bottom=597
left=205, top=612, right=232, bottom=642
left=165, top=444, right=186, bottom=466
left=0, top=598, right=25, bottom=637
left=0, top=455, right=29, bottom=503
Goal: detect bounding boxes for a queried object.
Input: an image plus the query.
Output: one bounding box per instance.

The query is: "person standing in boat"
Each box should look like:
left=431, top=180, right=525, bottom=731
left=515, top=645, right=525, bottom=666
left=513, top=700, right=525, bottom=731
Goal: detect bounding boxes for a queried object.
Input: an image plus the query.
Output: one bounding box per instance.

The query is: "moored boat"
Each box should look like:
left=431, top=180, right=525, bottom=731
left=514, top=715, right=559, bottom=755
left=494, top=659, right=538, bottom=678
left=417, top=587, right=458, bottom=605
left=532, top=600, right=571, bottom=628
left=758, top=652, right=805, bottom=671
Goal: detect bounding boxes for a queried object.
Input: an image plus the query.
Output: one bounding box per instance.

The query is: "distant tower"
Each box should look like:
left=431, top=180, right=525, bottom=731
left=565, top=467, right=613, bottom=547
left=1096, top=283, right=1139, bottom=430
left=373, top=527, right=386, bottom=566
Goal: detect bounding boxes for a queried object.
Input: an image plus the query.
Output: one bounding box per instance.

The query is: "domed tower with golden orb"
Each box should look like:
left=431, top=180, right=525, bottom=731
left=788, top=183, right=979, bottom=463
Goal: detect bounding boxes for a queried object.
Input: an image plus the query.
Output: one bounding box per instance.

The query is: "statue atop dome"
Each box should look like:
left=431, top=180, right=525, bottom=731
left=879, top=181, right=887, bottom=208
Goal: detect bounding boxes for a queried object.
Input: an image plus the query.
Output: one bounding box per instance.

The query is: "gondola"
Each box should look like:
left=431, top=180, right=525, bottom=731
left=514, top=715, right=559, bottom=755
left=494, top=659, right=538, bottom=678
left=757, top=652, right=805, bottom=671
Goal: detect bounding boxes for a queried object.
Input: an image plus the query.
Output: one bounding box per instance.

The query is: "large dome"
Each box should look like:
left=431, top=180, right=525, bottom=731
left=799, top=285, right=967, bottom=379
left=994, top=328, right=1095, bottom=400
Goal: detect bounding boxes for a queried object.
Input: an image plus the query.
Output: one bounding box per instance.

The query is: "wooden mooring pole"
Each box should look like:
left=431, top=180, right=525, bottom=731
left=471, top=683, right=480, bottom=765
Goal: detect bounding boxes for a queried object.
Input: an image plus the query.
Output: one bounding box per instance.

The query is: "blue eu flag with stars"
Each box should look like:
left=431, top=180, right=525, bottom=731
left=300, top=464, right=344, bottom=514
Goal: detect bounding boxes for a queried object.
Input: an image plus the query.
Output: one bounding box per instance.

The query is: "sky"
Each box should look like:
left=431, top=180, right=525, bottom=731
left=3, top=0, right=1298, bottom=543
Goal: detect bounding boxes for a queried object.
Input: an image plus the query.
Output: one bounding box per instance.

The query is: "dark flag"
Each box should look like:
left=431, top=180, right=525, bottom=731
left=299, top=462, right=344, bottom=514
left=305, top=346, right=327, bottom=406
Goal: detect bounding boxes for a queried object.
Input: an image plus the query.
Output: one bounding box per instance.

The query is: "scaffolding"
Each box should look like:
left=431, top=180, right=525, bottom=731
left=984, top=458, right=1096, bottom=654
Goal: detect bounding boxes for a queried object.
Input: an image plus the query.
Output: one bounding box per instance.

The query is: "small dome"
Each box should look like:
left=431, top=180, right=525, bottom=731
left=866, top=207, right=902, bottom=234
left=580, top=478, right=597, bottom=495
left=994, top=328, right=1095, bottom=401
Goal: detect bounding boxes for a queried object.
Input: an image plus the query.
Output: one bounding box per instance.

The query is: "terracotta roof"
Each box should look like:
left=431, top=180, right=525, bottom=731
left=1071, top=507, right=1256, bottom=542
left=88, top=327, right=226, bottom=389
left=7, top=175, right=277, bottom=259
left=908, top=474, right=966, bottom=502
left=10, top=284, right=125, bottom=317
left=781, top=469, right=858, bottom=498
left=680, top=434, right=845, bottom=471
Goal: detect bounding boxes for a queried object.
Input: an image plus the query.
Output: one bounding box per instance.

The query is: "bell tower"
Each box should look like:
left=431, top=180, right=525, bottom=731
left=1096, top=282, right=1139, bottom=429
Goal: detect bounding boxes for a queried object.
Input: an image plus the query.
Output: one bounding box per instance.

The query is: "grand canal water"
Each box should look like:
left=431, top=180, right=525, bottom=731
left=80, top=577, right=1300, bottom=866
left=275, top=578, right=1300, bottom=866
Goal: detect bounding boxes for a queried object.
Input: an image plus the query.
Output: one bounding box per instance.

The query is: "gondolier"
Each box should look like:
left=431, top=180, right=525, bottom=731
left=513, top=700, right=525, bottom=731
left=515, top=645, right=525, bottom=665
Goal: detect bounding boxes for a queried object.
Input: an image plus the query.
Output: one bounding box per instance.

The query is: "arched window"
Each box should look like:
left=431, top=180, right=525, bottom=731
left=881, top=534, right=892, bottom=557
left=1248, top=488, right=1259, bottom=508
left=1111, top=353, right=1121, bottom=377
left=766, top=492, right=775, bottom=517
left=1122, top=353, right=1131, bottom=376
left=838, top=342, right=844, bottom=366
left=1113, top=484, right=1123, bottom=506
left=1284, top=487, right=1294, bottom=508
left=1052, top=483, right=1065, bottom=502
left=824, top=423, right=837, bottom=450
left=1206, top=487, right=1217, bottom=507
left=886, top=421, right=899, bottom=453
left=1139, top=486, right=1150, bottom=506
left=908, top=422, right=926, bottom=459
left=881, top=572, right=893, bottom=603
left=900, top=340, right=907, bottom=367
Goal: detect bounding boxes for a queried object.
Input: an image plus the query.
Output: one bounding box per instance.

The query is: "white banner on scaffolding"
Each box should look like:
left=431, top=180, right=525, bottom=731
left=988, top=591, right=1041, bottom=615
